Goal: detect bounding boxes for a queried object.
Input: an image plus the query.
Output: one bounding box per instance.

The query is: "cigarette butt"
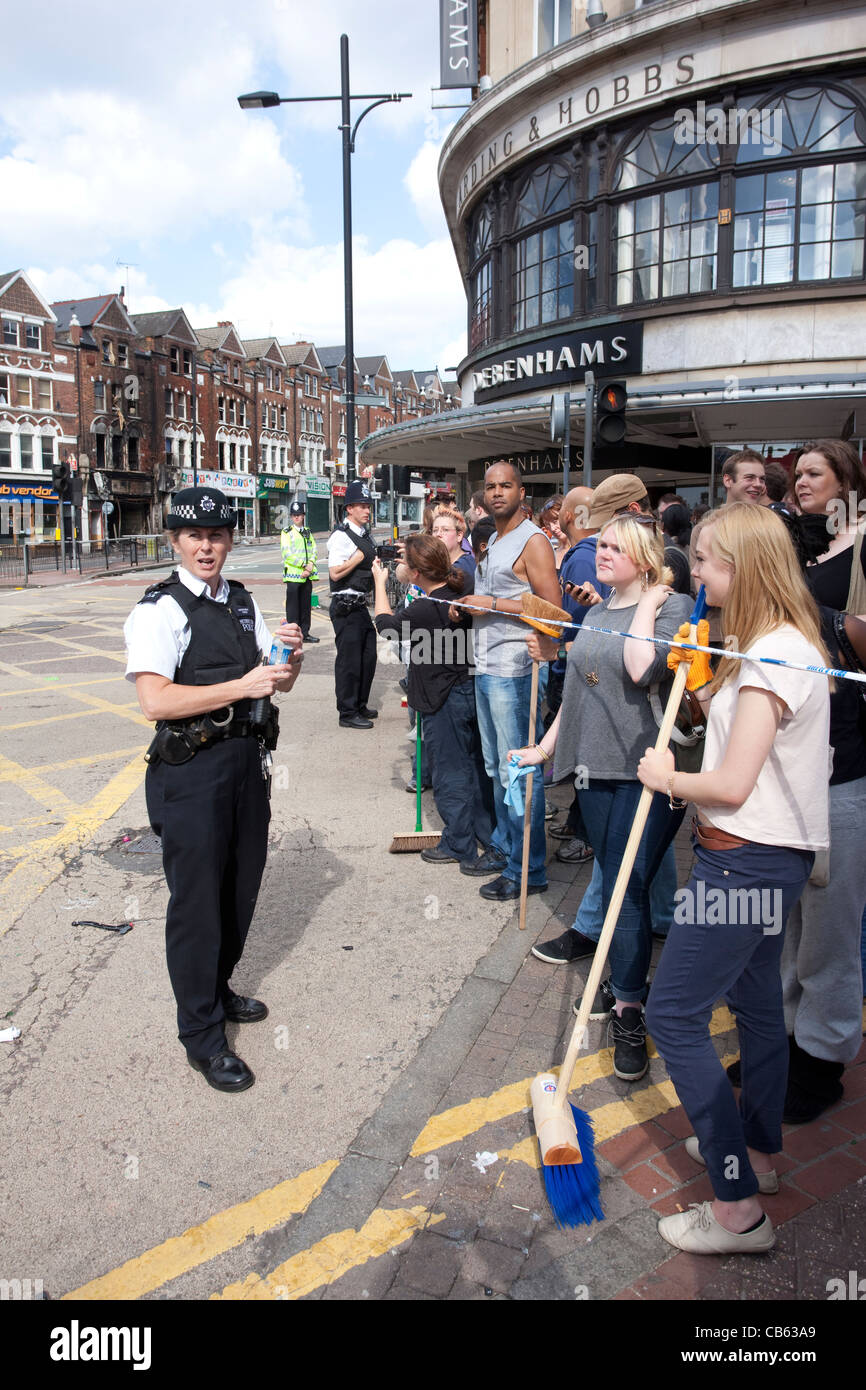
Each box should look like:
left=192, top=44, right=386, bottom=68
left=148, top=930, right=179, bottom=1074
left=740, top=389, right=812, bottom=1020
left=512, top=1204, right=530, bottom=1212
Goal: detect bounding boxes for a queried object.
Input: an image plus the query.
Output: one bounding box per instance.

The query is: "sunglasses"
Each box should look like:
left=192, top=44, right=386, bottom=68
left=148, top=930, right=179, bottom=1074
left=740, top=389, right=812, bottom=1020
left=610, top=512, right=661, bottom=534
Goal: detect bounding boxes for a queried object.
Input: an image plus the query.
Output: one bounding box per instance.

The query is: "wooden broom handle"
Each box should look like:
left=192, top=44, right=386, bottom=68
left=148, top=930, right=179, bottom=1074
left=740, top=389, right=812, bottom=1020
left=518, top=658, right=541, bottom=932
left=553, top=628, right=694, bottom=1107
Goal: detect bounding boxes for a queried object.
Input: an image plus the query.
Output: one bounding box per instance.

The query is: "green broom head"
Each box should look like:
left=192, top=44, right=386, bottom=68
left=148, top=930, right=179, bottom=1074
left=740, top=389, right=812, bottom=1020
left=541, top=1106, right=604, bottom=1228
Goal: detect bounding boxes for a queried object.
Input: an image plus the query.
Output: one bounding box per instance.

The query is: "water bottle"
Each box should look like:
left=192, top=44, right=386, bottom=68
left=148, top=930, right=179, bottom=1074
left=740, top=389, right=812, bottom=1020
left=250, top=641, right=290, bottom=727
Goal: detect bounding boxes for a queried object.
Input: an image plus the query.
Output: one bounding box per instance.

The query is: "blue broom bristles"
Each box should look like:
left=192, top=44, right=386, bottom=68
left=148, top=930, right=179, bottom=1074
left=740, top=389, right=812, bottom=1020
left=540, top=1105, right=605, bottom=1228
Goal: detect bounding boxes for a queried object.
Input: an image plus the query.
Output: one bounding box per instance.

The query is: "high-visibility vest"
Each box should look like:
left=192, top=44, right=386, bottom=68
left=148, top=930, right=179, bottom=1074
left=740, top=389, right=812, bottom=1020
left=280, top=526, right=319, bottom=583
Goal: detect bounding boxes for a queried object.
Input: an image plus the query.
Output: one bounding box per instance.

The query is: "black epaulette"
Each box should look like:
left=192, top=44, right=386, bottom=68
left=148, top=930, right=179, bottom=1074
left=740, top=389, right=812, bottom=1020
left=138, top=571, right=182, bottom=605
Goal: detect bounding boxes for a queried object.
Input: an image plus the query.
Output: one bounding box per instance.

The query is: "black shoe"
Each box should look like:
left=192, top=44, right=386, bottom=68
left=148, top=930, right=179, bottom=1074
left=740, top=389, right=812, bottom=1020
left=303, top=634, right=320, bottom=644
left=532, top=929, right=597, bottom=964
left=360, top=706, right=378, bottom=719
left=555, top=838, right=594, bottom=865
left=223, top=992, right=268, bottom=1023
left=783, top=1040, right=845, bottom=1123
left=340, top=715, right=374, bottom=729
left=460, top=848, right=507, bottom=876
left=610, top=1006, right=648, bottom=1082
left=420, top=845, right=461, bottom=864
left=572, top=976, right=616, bottom=1021
left=545, top=798, right=557, bottom=821
left=726, top=1058, right=742, bottom=1087
left=479, top=874, right=547, bottom=901
left=188, top=1049, right=255, bottom=1093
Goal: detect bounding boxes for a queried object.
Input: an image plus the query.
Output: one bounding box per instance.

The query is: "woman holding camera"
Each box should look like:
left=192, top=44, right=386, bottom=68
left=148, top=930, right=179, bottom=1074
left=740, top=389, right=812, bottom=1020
left=373, top=535, right=494, bottom=870
left=124, top=488, right=303, bottom=1092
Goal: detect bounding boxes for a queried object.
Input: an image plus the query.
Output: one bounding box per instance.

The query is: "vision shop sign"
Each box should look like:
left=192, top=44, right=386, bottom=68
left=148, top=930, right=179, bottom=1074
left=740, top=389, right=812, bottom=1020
left=471, top=322, right=643, bottom=403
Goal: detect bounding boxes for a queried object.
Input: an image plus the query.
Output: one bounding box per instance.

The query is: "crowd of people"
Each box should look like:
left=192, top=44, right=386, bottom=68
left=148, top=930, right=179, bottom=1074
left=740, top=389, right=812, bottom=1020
left=365, top=440, right=866, bottom=1256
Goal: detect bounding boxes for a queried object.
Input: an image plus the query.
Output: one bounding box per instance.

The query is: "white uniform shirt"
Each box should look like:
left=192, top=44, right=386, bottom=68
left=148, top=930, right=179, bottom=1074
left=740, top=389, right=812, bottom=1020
left=327, top=519, right=368, bottom=596
left=124, top=566, right=271, bottom=682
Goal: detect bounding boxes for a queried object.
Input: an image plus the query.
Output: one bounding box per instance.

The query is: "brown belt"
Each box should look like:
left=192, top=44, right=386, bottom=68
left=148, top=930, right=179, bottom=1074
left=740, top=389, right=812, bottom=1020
left=692, top=815, right=750, bottom=851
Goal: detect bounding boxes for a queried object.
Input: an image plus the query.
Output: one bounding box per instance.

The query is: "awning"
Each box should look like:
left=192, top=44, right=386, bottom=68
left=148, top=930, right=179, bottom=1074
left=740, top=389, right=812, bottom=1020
left=358, top=372, right=866, bottom=476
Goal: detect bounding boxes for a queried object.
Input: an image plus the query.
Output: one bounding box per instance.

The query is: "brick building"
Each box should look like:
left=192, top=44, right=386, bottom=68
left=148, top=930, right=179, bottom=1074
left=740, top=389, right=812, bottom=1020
left=192, top=323, right=257, bottom=534
left=52, top=292, right=150, bottom=536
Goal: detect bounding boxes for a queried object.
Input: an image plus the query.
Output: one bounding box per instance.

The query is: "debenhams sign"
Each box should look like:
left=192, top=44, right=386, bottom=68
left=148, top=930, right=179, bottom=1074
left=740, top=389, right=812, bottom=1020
left=472, top=323, right=642, bottom=403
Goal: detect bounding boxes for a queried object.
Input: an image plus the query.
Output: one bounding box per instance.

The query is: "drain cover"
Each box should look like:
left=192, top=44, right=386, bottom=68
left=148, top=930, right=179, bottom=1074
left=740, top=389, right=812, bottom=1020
left=122, top=832, right=162, bottom=854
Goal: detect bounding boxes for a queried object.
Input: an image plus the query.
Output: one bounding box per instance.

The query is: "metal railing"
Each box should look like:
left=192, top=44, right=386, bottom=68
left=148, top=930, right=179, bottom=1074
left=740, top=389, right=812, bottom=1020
left=0, top=534, right=174, bottom=584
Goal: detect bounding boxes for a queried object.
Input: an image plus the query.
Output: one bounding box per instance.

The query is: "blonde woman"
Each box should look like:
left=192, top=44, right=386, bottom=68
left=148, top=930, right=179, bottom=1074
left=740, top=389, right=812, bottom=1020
left=432, top=505, right=475, bottom=584
left=511, top=514, right=692, bottom=1082
left=637, top=504, right=830, bottom=1254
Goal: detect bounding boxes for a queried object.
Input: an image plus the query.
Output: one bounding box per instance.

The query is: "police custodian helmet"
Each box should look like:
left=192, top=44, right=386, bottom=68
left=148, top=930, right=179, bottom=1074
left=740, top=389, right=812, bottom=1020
left=166, top=487, right=237, bottom=530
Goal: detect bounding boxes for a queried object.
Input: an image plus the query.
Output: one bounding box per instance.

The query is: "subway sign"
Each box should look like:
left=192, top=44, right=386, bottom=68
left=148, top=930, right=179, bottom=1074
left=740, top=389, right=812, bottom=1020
left=471, top=322, right=643, bottom=403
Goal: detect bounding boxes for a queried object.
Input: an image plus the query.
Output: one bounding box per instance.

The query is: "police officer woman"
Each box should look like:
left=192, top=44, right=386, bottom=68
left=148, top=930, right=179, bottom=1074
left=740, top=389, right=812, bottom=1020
left=327, top=478, right=378, bottom=728
left=124, top=488, right=303, bottom=1092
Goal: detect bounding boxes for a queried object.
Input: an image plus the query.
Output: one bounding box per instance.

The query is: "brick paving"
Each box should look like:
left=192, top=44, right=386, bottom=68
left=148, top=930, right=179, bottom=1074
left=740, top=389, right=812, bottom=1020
left=321, top=808, right=866, bottom=1304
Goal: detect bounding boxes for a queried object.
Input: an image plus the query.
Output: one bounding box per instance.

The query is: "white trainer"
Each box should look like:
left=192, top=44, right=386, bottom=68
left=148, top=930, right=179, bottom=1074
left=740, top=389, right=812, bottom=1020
left=658, top=1201, right=775, bottom=1254
left=684, top=1135, right=779, bottom=1194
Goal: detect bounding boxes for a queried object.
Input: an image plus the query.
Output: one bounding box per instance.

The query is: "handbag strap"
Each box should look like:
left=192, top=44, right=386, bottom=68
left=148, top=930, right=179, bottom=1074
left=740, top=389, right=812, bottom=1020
left=845, top=529, right=866, bottom=616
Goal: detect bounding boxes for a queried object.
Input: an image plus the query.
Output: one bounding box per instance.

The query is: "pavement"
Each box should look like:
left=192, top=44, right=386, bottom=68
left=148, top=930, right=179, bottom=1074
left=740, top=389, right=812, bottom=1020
left=1, top=541, right=864, bottom=1333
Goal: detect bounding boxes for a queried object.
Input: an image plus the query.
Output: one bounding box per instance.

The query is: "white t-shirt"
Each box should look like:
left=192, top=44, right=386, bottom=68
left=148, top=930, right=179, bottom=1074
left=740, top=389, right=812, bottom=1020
left=124, top=567, right=271, bottom=682
left=327, top=520, right=367, bottom=595
left=700, top=625, right=830, bottom=850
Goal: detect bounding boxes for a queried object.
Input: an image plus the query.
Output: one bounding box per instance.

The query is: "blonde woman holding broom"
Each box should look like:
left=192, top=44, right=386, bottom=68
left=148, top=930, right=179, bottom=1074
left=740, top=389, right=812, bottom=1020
left=637, top=504, right=830, bottom=1254
left=511, top=513, right=693, bottom=1083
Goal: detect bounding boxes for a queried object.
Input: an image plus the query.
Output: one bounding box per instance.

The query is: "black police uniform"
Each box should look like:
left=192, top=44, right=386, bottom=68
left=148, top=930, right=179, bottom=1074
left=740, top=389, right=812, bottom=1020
left=139, top=571, right=271, bottom=1062
left=329, top=521, right=377, bottom=720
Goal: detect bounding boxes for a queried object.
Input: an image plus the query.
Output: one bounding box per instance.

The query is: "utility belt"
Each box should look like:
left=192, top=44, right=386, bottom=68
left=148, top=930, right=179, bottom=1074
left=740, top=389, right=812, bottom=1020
left=145, top=702, right=280, bottom=767
left=329, top=591, right=369, bottom=617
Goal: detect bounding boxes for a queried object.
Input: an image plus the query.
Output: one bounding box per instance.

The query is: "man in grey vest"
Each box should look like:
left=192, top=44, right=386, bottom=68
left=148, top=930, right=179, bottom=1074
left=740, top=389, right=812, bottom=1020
left=464, top=460, right=563, bottom=900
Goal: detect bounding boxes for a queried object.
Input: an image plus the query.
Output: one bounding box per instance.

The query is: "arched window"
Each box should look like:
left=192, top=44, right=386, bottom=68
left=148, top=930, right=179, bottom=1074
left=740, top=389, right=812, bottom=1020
left=613, top=116, right=720, bottom=191
left=468, top=200, right=495, bottom=350
left=511, top=161, right=575, bottom=331
left=732, top=87, right=866, bottom=286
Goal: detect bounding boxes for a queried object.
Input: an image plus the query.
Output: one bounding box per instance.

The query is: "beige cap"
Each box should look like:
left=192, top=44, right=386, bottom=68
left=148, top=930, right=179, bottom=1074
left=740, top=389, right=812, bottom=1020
left=587, top=474, right=649, bottom=529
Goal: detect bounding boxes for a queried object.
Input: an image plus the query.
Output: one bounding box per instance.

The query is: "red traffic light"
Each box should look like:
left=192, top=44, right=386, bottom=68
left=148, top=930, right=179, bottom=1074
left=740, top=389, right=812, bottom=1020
left=596, top=380, right=627, bottom=445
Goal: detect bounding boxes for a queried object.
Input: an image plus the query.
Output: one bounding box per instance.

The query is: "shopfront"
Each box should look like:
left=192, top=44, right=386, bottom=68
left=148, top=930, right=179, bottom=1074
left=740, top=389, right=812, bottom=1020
left=0, top=479, right=59, bottom=543
left=177, top=468, right=257, bottom=536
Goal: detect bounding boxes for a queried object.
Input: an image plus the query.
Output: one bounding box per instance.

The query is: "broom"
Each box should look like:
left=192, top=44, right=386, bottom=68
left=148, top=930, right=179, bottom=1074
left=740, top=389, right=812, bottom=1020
left=389, top=712, right=440, bottom=852
left=530, top=587, right=708, bottom=1227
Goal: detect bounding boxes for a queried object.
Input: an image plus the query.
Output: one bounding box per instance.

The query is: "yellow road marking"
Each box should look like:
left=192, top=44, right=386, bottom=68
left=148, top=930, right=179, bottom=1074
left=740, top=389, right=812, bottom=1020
left=0, top=752, right=76, bottom=816
left=0, top=745, right=147, bottom=779
left=64, top=1160, right=340, bottom=1301
left=213, top=1207, right=444, bottom=1301
left=0, top=709, right=118, bottom=731
left=411, top=1005, right=736, bottom=1156
left=0, top=752, right=147, bottom=934
left=3, top=653, right=128, bottom=668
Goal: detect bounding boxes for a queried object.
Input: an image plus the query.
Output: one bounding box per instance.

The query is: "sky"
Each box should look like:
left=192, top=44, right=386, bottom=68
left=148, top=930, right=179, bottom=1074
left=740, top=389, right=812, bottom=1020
left=0, top=0, right=469, bottom=375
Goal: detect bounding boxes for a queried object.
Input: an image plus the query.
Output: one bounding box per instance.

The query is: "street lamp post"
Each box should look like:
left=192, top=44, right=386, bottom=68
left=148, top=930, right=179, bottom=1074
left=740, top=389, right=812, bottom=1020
left=238, top=35, right=410, bottom=485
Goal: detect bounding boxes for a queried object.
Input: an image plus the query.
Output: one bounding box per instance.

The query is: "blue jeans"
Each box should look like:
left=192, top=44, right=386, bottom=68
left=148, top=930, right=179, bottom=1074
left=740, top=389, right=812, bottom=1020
left=578, top=780, right=684, bottom=1003
left=647, top=840, right=813, bottom=1201
left=475, top=670, right=547, bottom=885
left=423, top=681, right=494, bottom=861
left=574, top=843, right=678, bottom=941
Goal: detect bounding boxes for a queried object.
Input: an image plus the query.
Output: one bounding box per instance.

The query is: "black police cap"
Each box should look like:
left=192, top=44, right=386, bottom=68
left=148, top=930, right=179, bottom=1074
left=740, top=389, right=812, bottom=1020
left=166, top=487, right=237, bottom=529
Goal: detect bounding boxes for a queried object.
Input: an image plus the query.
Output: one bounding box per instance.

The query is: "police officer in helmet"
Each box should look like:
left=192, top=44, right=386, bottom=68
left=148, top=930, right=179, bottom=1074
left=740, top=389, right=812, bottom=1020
left=327, top=478, right=378, bottom=728
left=124, top=487, right=303, bottom=1092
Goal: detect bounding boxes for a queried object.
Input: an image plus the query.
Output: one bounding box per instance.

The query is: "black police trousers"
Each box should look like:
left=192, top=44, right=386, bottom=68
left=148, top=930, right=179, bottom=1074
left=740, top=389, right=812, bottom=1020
left=146, top=738, right=269, bottom=1060
left=284, top=578, right=312, bottom=637
left=330, top=601, right=376, bottom=718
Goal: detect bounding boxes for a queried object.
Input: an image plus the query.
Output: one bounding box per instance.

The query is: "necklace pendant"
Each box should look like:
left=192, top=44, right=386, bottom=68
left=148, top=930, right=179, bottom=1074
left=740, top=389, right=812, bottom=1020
left=584, top=670, right=599, bottom=687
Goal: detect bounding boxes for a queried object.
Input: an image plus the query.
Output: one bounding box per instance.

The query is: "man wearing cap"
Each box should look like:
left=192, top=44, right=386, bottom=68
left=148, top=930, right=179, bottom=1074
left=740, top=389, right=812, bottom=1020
left=124, top=488, right=303, bottom=1093
left=327, top=479, right=378, bottom=729
left=281, top=499, right=320, bottom=643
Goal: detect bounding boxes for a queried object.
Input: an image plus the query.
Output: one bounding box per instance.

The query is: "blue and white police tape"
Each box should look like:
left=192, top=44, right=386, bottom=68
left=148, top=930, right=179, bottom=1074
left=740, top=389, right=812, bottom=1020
left=425, top=595, right=866, bottom=687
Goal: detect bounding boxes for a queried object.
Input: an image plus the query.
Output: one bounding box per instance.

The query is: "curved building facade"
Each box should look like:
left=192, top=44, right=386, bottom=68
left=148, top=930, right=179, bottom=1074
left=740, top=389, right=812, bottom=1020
left=361, top=0, right=866, bottom=504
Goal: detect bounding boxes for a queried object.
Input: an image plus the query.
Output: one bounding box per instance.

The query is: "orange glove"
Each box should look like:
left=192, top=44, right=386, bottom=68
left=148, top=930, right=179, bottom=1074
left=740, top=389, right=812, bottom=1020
left=667, top=620, right=713, bottom=690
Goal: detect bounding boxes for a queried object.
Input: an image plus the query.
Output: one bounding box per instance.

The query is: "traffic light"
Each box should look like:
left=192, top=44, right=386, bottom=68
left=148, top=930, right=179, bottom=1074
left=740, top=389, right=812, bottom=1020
left=596, top=381, right=627, bottom=446
left=52, top=460, right=72, bottom=500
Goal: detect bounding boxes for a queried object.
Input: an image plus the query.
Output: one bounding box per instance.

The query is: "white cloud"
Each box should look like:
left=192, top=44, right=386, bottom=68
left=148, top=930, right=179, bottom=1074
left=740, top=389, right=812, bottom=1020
left=208, top=231, right=466, bottom=369
left=405, top=140, right=451, bottom=236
